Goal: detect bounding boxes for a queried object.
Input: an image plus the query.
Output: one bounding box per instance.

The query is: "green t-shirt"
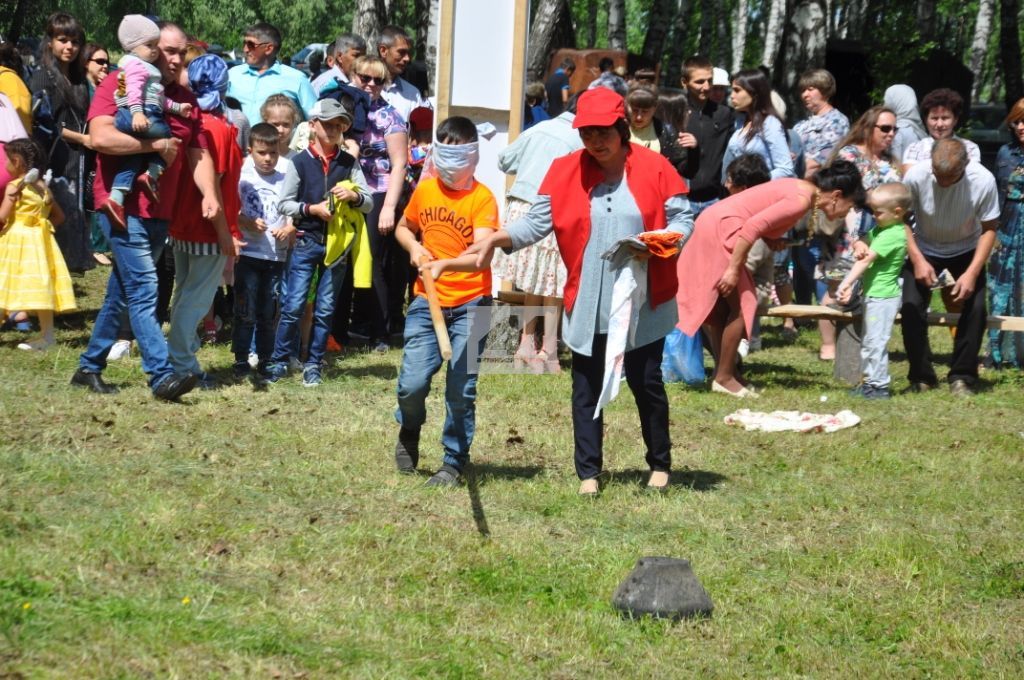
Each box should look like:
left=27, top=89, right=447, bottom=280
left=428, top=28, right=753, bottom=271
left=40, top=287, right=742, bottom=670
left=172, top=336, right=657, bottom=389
left=862, top=223, right=908, bottom=298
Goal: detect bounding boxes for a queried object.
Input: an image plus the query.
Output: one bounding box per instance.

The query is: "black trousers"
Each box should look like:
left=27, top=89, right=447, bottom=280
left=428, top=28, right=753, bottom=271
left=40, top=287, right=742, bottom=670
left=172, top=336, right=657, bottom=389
left=571, top=334, right=671, bottom=480
left=900, top=250, right=986, bottom=385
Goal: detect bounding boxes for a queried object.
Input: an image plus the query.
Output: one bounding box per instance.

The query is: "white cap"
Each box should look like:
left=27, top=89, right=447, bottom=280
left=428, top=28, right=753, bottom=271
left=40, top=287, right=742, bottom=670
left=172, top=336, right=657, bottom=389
left=712, top=67, right=730, bottom=87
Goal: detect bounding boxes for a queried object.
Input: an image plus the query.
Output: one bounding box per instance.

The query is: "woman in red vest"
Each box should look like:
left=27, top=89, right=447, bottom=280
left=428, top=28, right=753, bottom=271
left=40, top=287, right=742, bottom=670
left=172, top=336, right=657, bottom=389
left=466, top=87, right=691, bottom=496
left=675, top=161, right=864, bottom=397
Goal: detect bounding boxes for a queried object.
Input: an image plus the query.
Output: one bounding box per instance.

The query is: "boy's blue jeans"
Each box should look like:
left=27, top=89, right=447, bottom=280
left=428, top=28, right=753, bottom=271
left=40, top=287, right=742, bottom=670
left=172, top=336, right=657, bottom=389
left=232, top=255, right=285, bottom=365
left=395, top=295, right=492, bottom=471
left=112, top=105, right=171, bottom=194
left=270, top=235, right=337, bottom=370
left=861, top=295, right=901, bottom=388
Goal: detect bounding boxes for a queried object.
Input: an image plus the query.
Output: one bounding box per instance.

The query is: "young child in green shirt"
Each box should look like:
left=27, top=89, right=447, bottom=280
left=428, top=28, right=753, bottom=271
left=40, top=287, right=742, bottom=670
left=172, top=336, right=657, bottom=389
left=837, top=182, right=911, bottom=399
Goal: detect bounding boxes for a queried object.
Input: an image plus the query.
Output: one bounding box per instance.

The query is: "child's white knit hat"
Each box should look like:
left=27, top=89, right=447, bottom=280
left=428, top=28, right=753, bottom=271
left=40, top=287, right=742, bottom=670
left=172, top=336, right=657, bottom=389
left=118, top=15, right=160, bottom=52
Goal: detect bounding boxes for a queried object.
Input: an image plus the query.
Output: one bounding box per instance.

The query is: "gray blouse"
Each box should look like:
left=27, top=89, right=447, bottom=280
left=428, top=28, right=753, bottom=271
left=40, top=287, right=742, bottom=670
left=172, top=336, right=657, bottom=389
left=505, top=180, right=693, bottom=356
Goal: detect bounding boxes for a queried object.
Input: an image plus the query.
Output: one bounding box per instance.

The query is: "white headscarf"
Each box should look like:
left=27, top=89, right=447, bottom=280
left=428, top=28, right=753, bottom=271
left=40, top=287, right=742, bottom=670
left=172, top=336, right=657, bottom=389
left=884, top=84, right=927, bottom=140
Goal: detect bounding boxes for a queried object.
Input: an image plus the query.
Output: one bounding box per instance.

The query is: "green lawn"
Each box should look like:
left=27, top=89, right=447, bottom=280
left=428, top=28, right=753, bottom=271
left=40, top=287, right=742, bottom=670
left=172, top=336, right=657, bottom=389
left=2, top=268, right=1023, bottom=678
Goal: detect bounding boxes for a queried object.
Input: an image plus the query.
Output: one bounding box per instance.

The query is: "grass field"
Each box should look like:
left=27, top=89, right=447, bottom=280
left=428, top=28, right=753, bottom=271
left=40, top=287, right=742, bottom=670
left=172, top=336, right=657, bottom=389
left=2, top=268, right=1023, bottom=678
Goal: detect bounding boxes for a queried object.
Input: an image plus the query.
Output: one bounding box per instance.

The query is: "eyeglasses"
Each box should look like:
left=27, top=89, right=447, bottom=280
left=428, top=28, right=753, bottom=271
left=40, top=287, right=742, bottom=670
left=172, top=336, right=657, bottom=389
left=874, top=124, right=895, bottom=133
left=89, top=58, right=109, bottom=66
left=356, top=73, right=386, bottom=86
left=243, top=40, right=271, bottom=50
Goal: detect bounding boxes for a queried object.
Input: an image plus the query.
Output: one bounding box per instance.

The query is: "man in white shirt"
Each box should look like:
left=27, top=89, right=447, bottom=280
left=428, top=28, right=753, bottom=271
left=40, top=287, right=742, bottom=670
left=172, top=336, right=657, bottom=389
left=377, top=25, right=428, bottom=123
left=311, top=33, right=366, bottom=95
left=900, top=138, right=999, bottom=396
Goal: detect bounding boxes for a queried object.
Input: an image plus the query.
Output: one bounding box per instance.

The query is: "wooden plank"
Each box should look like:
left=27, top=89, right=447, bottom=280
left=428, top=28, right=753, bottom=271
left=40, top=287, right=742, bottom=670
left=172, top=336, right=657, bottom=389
left=434, top=0, right=456, bottom=125
left=496, top=290, right=527, bottom=305
left=765, top=304, right=1024, bottom=331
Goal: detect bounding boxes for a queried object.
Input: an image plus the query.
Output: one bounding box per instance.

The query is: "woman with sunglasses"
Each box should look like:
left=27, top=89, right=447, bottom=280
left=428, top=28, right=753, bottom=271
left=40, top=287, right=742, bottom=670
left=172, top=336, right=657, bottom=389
left=987, top=98, right=1024, bottom=368
left=810, top=106, right=901, bottom=357
left=29, top=12, right=95, bottom=273
left=351, top=55, right=408, bottom=352
left=81, top=42, right=112, bottom=265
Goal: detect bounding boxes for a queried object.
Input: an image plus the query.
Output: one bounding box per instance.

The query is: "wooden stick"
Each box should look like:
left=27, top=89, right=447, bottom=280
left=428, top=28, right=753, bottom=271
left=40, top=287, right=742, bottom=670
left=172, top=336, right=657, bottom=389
left=418, top=256, right=453, bottom=360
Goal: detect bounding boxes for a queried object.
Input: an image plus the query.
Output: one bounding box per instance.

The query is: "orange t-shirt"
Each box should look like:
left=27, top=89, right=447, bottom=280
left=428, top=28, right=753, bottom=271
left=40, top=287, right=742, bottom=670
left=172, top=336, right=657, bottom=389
left=403, top=177, right=498, bottom=307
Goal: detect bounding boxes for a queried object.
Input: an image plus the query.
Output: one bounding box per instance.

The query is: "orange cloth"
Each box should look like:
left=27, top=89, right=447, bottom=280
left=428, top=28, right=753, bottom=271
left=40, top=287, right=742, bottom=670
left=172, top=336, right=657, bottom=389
left=403, top=177, right=498, bottom=308
left=638, top=230, right=683, bottom=258
left=676, top=178, right=815, bottom=337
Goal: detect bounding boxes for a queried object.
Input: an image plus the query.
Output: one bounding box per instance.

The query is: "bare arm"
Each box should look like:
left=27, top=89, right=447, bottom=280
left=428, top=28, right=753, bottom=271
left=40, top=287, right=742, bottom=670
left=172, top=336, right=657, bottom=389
left=717, top=236, right=756, bottom=296
left=903, top=222, right=936, bottom=286
left=836, top=250, right=878, bottom=302
left=395, top=217, right=431, bottom=266
left=89, top=114, right=180, bottom=163
left=188, top=147, right=232, bottom=256
left=378, top=131, right=408, bottom=234
left=424, top=228, right=495, bottom=278
left=951, top=219, right=998, bottom=303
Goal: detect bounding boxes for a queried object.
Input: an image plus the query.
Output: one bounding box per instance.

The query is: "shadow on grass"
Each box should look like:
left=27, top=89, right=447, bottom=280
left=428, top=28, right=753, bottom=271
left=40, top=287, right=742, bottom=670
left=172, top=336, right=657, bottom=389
left=611, top=468, right=727, bottom=492
left=327, top=363, right=398, bottom=380
left=470, top=463, right=545, bottom=483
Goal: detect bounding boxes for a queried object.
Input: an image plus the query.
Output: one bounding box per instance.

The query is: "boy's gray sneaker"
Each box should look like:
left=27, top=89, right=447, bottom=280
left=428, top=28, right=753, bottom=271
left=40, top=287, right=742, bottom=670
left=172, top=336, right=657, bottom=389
left=394, top=427, right=420, bottom=474
left=425, top=464, right=461, bottom=488
left=302, top=365, right=322, bottom=387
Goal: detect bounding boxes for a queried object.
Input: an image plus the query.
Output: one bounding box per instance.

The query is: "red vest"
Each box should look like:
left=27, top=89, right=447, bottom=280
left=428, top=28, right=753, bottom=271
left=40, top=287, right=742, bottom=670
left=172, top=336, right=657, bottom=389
left=538, top=143, right=688, bottom=313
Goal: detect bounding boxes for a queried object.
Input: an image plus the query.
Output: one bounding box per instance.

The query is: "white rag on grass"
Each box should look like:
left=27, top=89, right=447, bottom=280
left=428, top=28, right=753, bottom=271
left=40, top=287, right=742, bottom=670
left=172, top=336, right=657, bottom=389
left=594, top=237, right=650, bottom=419
left=723, top=409, right=861, bottom=433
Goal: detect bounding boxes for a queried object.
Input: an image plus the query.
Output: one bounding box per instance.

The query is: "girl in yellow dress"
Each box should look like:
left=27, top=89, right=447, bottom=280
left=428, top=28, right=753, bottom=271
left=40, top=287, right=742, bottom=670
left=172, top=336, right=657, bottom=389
left=0, top=138, right=76, bottom=351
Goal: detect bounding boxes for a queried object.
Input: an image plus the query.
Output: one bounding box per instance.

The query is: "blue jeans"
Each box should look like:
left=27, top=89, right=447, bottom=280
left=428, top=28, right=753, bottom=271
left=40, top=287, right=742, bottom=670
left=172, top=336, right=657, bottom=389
left=232, top=255, right=285, bottom=364
left=270, top=235, right=336, bottom=369
left=689, top=197, right=719, bottom=218
left=395, top=295, right=492, bottom=471
left=112, top=106, right=171, bottom=193
left=167, top=249, right=227, bottom=375
left=79, top=213, right=175, bottom=389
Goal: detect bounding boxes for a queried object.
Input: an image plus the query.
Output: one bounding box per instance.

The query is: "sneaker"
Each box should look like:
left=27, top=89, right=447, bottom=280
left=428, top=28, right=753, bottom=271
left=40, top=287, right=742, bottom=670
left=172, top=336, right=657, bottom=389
left=17, top=336, right=54, bottom=351
left=137, top=172, right=160, bottom=203
left=100, top=198, right=127, bottom=230
left=850, top=383, right=891, bottom=400
left=302, top=365, right=322, bottom=387
left=232, top=361, right=251, bottom=381
left=425, top=464, right=461, bottom=487
left=263, top=362, right=288, bottom=383
left=394, top=427, right=420, bottom=474
left=195, top=372, right=220, bottom=390
left=107, top=339, right=132, bottom=361
left=372, top=340, right=389, bottom=353
left=247, top=352, right=259, bottom=369
left=902, top=381, right=937, bottom=394
left=288, top=356, right=303, bottom=372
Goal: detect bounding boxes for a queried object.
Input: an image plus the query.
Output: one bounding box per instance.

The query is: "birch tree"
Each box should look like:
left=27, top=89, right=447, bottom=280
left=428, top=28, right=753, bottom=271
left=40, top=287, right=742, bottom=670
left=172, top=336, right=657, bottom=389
left=608, top=0, right=626, bottom=50
left=527, top=0, right=571, bottom=80
left=731, top=0, right=749, bottom=74
left=773, top=0, right=827, bottom=112
left=761, top=0, right=787, bottom=69
left=353, top=0, right=388, bottom=50
left=916, top=0, right=937, bottom=43
left=968, top=0, right=994, bottom=101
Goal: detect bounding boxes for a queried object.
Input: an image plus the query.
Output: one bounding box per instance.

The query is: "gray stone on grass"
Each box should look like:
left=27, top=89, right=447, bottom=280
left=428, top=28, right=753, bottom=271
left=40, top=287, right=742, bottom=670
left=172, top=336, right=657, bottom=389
left=612, top=557, right=713, bottom=621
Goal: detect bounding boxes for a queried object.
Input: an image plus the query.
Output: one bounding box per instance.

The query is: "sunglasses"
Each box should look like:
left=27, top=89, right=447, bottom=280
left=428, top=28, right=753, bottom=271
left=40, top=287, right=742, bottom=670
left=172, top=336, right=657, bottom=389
left=89, top=58, right=109, bottom=66
left=356, top=73, right=386, bottom=86
left=243, top=40, right=271, bottom=50
left=874, top=124, right=895, bottom=133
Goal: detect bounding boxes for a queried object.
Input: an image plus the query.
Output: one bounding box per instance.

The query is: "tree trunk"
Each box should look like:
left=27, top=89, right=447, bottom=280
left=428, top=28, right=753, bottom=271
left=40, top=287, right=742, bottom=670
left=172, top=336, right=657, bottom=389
left=774, top=0, right=827, bottom=114
left=527, top=0, right=571, bottom=81
left=1000, top=0, right=1024, bottom=108
left=664, top=0, right=694, bottom=86
left=761, top=0, right=787, bottom=69
left=698, top=0, right=713, bottom=57
left=587, top=0, right=599, bottom=48
left=731, top=0, right=749, bottom=74
left=5, top=0, right=31, bottom=43
left=353, top=0, right=388, bottom=51
left=916, top=0, right=937, bottom=43
left=714, top=0, right=729, bottom=67
left=642, top=0, right=677, bottom=63
left=608, top=0, right=626, bottom=51
left=969, top=0, right=995, bottom=101
left=416, top=0, right=440, bottom=96
left=836, top=0, right=868, bottom=39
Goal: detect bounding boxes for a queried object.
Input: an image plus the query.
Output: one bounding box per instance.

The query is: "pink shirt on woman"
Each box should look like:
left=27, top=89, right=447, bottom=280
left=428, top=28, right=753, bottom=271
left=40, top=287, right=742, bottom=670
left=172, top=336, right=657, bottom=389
left=676, top=178, right=815, bottom=337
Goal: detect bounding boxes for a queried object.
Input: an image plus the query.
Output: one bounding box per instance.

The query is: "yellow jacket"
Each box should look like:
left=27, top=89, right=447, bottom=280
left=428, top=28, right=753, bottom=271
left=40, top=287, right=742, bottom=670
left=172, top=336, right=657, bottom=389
left=325, top=180, right=372, bottom=288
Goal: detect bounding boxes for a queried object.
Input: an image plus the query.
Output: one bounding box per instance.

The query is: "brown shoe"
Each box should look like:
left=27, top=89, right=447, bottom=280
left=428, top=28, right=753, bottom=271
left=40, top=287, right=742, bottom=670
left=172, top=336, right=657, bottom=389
left=137, top=173, right=160, bottom=203
left=949, top=379, right=975, bottom=397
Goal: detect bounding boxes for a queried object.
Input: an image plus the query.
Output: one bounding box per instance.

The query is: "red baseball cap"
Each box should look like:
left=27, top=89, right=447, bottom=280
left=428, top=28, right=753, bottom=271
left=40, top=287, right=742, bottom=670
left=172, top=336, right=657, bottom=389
left=572, top=87, right=626, bottom=128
